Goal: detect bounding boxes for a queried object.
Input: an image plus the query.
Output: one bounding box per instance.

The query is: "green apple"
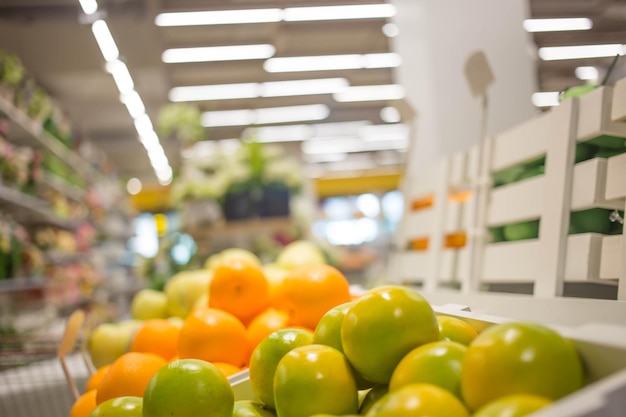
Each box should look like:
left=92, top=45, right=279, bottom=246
left=492, top=166, right=525, bottom=187
left=89, top=396, right=143, bottom=417
left=594, top=148, right=625, bottom=158
left=276, top=240, right=326, bottom=270
left=586, top=135, right=626, bottom=150
left=204, top=248, right=260, bottom=271
left=88, top=320, right=141, bottom=368
left=130, top=289, right=168, bottom=320
left=164, top=269, right=212, bottom=318
left=489, top=227, right=506, bottom=243
left=503, top=220, right=540, bottom=241
left=570, top=208, right=612, bottom=235
left=575, top=142, right=599, bottom=163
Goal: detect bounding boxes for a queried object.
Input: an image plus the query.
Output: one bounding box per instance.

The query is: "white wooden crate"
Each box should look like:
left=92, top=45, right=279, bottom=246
left=392, top=147, right=478, bottom=288
left=390, top=77, right=626, bottom=302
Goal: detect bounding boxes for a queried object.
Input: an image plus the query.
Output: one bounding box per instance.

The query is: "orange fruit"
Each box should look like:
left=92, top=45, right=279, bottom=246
left=473, top=394, right=552, bottom=417
left=85, top=365, right=111, bottom=392
left=341, top=286, right=439, bottom=384
left=247, top=308, right=290, bottom=350
left=461, top=321, right=583, bottom=411
left=274, top=344, right=359, bottom=417
left=274, top=264, right=351, bottom=330
left=389, top=341, right=467, bottom=398
left=249, top=328, right=314, bottom=409
left=364, top=383, right=469, bottom=417
left=177, top=306, right=250, bottom=367
left=436, top=315, right=478, bottom=345
left=130, top=319, right=181, bottom=360
left=143, top=359, right=234, bottom=417
left=69, top=389, right=97, bottom=417
left=209, top=258, right=270, bottom=324
left=95, top=352, right=167, bottom=404
left=213, top=362, right=242, bottom=377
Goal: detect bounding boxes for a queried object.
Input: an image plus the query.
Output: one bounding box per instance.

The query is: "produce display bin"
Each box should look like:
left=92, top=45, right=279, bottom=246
left=227, top=299, right=626, bottom=417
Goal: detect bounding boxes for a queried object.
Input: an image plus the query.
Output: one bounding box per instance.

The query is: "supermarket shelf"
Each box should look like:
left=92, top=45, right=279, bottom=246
left=0, top=183, right=79, bottom=230
left=44, top=251, right=89, bottom=265
left=0, top=95, right=99, bottom=180
left=39, top=173, right=85, bottom=202
left=183, top=217, right=294, bottom=239
left=0, top=276, right=46, bottom=293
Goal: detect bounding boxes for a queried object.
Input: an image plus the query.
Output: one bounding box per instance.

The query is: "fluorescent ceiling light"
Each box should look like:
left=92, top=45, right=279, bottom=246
left=334, top=84, right=405, bottom=102
left=120, top=91, right=145, bottom=119
left=302, top=137, right=408, bottom=155
left=134, top=114, right=154, bottom=137
left=155, top=8, right=283, bottom=27
left=380, top=106, right=401, bottom=123
left=304, top=153, right=347, bottom=163
left=155, top=4, right=395, bottom=27
left=91, top=20, right=119, bottom=62
left=249, top=125, right=314, bottom=143
left=382, top=23, right=399, bottom=37
left=247, top=120, right=371, bottom=143
left=261, top=78, right=348, bottom=97
left=531, top=92, right=560, bottom=107
left=162, top=44, right=275, bottom=63
left=575, top=66, right=599, bottom=80
left=264, top=53, right=401, bottom=73
left=139, top=131, right=160, bottom=148
left=201, top=104, right=330, bottom=127
left=538, top=44, right=626, bottom=61
left=523, top=18, right=592, bottom=33
left=169, top=83, right=258, bottom=102
left=79, top=0, right=98, bottom=15
left=105, top=60, right=134, bottom=95
left=360, top=124, right=408, bottom=141
left=283, top=4, right=396, bottom=22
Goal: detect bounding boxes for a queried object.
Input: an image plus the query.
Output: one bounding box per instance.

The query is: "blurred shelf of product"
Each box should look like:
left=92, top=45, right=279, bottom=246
left=0, top=50, right=139, bottom=331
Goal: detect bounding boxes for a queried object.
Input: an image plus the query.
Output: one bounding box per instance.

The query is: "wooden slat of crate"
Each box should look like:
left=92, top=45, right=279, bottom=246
left=578, top=86, right=626, bottom=141
left=605, top=153, right=626, bottom=200
left=612, top=78, right=626, bottom=122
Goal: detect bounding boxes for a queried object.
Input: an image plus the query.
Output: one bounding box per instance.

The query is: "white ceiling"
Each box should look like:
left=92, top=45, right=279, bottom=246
left=0, top=0, right=625, bottom=185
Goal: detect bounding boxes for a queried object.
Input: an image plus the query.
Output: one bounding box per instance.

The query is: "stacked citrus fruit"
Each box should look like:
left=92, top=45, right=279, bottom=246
left=74, top=242, right=586, bottom=417
left=76, top=241, right=352, bottom=417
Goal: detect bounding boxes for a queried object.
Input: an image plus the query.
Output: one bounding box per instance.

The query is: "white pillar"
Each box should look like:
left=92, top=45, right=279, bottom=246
left=391, top=0, right=538, bottom=176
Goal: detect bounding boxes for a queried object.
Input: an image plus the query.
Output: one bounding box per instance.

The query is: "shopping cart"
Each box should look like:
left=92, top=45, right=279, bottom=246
left=0, top=311, right=90, bottom=417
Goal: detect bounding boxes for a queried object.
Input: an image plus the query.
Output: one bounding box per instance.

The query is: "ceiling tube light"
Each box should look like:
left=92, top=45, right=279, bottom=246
left=120, top=90, right=146, bottom=119
left=162, top=44, right=276, bottom=63
left=531, top=92, right=560, bottom=107
left=334, top=84, right=405, bottom=102
left=105, top=60, right=134, bottom=95
left=202, top=104, right=330, bottom=127
left=283, top=3, right=396, bottom=22
left=249, top=125, right=314, bottom=143
left=523, top=18, right=592, bottom=33
left=155, top=8, right=282, bottom=27
left=139, top=131, right=160, bottom=148
left=264, top=53, right=400, bottom=73
left=201, top=109, right=254, bottom=127
left=169, top=83, right=258, bottom=102
left=538, top=44, right=626, bottom=61
left=364, top=53, right=402, bottom=69
left=133, top=113, right=154, bottom=137
left=382, top=23, right=399, bottom=37
left=575, top=66, right=599, bottom=80
left=91, top=20, right=119, bottom=62
left=79, top=0, right=98, bottom=15
left=255, top=104, right=329, bottom=124
left=261, top=78, right=348, bottom=97
left=380, top=106, right=401, bottom=123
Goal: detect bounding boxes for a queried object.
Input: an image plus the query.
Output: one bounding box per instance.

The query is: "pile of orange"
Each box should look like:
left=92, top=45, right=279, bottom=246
left=73, top=254, right=353, bottom=417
